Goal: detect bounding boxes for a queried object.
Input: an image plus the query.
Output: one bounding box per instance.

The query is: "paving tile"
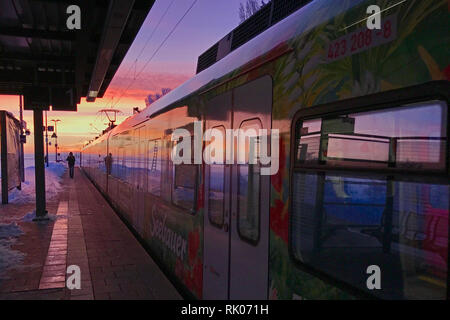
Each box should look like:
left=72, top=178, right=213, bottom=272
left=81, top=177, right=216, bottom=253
left=38, top=282, right=66, bottom=290
left=0, top=168, right=181, bottom=300
left=41, top=264, right=66, bottom=272
left=69, top=286, right=93, bottom=296
left=40, top=276, right=66, bottom=283
left=46, top=254, right=67, bottom=260
left=41, top=269, right=66, bottom=277
left=47, top=249, right=67, bottom=255
left=44, top=259, right=67, bottom=266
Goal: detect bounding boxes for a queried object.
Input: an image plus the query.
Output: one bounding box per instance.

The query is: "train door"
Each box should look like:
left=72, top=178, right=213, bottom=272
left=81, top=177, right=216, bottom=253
left=203, top=91, right=232, bottom=299
left=203, top=76, right=272, bottom=299
left=229, top=76, right=272, bottom=299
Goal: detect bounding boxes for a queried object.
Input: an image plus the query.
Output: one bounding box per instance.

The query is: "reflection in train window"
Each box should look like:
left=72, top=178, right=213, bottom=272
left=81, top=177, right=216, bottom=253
left=114, top=147, right=125, bottom=180
left=296, top=100, right=448, bottom=170
left=128, top=143, right=136, bottom=187
left=173, top=164, right=197, bottom=212
left=148, top=139, right=161, bottom=196
left=137, top=138, right=147, bottom=191
left=292, top=100, right=449, bottom=299
left=291, top=173, right=449, bottom=299
left=237, top=120, right=262, bottom=244
left=172, top=135, right=197, bottom=213
left=296, top=118, right=321, bottom=162
left=209, top=164, right=225, bottom=227
left=123, top=148, right=130, bottom=183
left=208, top=126, right=226, bottom=228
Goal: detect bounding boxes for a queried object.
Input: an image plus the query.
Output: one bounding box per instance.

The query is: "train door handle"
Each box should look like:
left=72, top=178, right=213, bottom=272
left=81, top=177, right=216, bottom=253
left=223, top=223, right=229, bottom=232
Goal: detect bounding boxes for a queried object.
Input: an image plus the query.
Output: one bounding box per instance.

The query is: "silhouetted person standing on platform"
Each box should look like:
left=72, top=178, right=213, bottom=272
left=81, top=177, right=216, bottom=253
left=66, top=152, right=76, bottom=179
left=104, top=153, right=113, bottom=175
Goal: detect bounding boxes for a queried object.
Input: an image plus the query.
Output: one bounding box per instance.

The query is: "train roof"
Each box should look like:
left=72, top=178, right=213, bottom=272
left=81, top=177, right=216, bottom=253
left=85, top=0, right=366, bottom=147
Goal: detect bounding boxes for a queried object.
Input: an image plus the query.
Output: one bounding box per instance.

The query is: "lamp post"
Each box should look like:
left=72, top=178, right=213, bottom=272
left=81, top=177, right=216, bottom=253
left=50, top=119, right=61, bottom=162
left=45, top=111, right=49, bottom=167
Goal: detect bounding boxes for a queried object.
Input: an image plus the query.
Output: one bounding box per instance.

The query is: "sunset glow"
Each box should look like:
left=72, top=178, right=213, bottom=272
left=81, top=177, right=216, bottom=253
left=0, top=0, right=241, bottom=154
left=1, top=0, right=448, bottom=303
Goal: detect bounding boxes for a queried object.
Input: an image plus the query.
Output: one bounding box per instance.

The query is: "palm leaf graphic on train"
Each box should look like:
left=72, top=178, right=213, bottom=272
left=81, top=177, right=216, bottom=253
left=269, top=0, right=449, bottom=300
left=273, top=0, right=449, bottom=121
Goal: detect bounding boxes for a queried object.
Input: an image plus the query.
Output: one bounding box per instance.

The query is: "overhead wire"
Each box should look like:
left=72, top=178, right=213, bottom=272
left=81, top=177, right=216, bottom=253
left=100, top=0, right=177, bottom=110
left=110, top=0, right=198, bottom=109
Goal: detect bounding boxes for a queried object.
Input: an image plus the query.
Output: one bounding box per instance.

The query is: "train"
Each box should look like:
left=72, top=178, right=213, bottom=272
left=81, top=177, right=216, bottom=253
left=81, top=0, right=450, bottom=300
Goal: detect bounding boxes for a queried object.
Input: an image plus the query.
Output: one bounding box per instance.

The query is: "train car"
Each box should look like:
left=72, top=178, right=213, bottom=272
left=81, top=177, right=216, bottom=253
left=82, top=0, right=450, bottom=300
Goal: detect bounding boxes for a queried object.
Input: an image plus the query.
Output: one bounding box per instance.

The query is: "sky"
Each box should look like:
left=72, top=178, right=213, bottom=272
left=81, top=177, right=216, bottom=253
left=0, top=0, right=243, bottom=154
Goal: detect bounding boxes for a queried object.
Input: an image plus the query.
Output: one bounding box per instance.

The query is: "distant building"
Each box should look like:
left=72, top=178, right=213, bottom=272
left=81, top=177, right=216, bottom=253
left=0, top=110, right=23, bottom=204
left=145, top=88, right=171, bottom=107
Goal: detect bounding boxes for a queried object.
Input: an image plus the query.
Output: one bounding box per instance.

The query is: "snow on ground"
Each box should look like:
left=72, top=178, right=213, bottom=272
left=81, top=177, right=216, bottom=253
left=0, top=223, right=25, bottom=278
left=0, top=223, right=22, bottom=239
left=8, top=162, right=67, bottom=204
left=0, top=162, right=67, bottom=278
left=21, top=211, right=62, bottom=222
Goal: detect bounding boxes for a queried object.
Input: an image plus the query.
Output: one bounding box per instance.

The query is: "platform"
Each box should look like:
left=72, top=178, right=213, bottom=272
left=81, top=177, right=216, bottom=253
left=0, top=167, right=182, bottom=300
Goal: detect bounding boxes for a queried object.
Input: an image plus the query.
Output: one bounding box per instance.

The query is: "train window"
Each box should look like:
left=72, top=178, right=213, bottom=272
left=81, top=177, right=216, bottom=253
left=110, top=148, right=117, bottom=178
left=119, top=149, right=124, bottom=178
left=208, top=126, right=226, bottom=228
left=172, top=134, right=198, bottom=213
left=137, top=137, right=147, bottom=190
left=129, top=142, right=136, bottom=187
left=122, top=148, right=127, bottom=182
left=296, top=118, right=322, bottom=162
left=114, top=147, right=123, bottom=179
left=296, top=101, right=448, bottom=170
left=237, top=119, right=262, bottom=244
left=127, top=144, right=135, bottom=185
left=148, top=139, right=162, bottom=196
left=121, top=148, right=128, bottom=181
left=291, top=100, right=449, bottom=299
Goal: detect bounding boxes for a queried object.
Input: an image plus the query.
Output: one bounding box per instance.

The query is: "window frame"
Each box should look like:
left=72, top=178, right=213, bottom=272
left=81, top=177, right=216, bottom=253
left=288, top=81, right=450, bottom=300
left=147, top=138, right=162, bottom=197
left=237, top=118, right=263, bottom=246
left=170, top=133, right=199, bottom=215
left=207, top=125, right=226, bottom=229
left=294, top=104, right=449, bottom=177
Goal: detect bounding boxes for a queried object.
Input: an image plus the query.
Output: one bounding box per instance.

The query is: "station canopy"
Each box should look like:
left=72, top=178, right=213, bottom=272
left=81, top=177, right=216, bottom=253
left=0, top=0, right=154, bottom=111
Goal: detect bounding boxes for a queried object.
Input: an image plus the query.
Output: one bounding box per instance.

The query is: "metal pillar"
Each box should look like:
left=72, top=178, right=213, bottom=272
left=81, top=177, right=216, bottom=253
left=45, top=111, right=49, bottom=167
left=1, top=112, right=8, bottom=204
left=33, top=109, right=47, bottom=217
left=19, top=95, right=25, bottom=182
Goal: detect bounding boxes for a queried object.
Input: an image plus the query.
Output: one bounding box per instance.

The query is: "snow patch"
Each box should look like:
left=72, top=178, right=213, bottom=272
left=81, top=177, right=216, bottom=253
left=0, top=223, right=25, bottom=278
left=0, top=222, right=23, bottom=239
left=9, top=162, right=66, bottom=204
left=21, top=211, right=64, bottom=222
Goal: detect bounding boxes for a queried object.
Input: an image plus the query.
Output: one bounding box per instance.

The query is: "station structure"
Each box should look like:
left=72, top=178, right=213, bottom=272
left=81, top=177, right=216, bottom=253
left=0, top=0, right=154, bottom=217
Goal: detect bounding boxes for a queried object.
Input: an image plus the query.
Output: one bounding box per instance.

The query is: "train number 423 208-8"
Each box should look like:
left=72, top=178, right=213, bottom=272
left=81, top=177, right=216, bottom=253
left=327, top=15, right=397, bottom=63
